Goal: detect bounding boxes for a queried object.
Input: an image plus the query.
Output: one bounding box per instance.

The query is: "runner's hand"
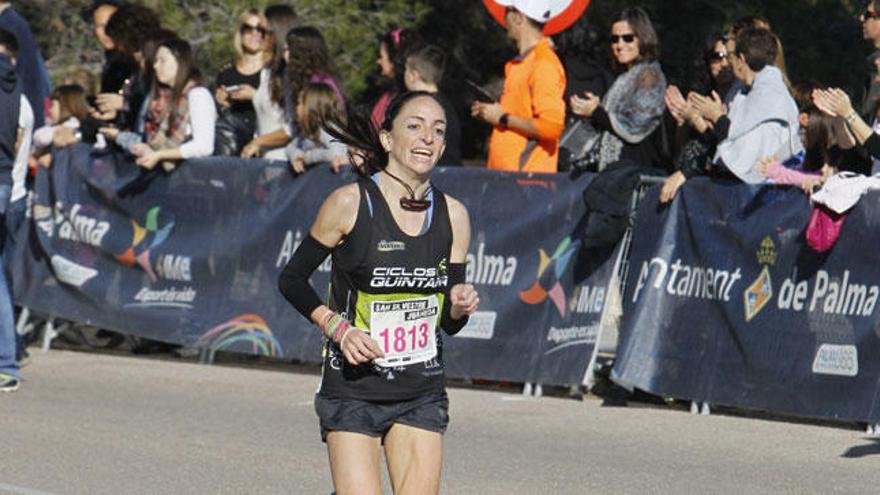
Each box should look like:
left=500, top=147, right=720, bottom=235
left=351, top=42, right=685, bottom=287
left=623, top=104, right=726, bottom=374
left=450, top=283, right=479, bottom=320
left=338, top=328, right=385, bottom=365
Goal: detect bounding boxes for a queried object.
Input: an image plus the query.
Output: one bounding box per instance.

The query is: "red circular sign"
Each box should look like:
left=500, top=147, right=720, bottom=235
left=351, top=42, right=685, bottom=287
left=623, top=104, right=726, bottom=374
left=482, top=0, right=591, bottom=36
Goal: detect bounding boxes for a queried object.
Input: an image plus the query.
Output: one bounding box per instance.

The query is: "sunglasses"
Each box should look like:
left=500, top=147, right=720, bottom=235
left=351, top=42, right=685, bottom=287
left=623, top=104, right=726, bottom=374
left=863, top=9, right=880, bottom=19
left=240, top=24, right=268, bottom=36
left=708, top=50, right=728, bottom=61
left=610, top=34, right=636, bottom=44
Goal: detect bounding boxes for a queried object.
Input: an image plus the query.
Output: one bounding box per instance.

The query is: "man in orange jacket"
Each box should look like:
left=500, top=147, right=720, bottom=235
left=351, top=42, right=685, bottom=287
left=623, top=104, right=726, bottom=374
left=471, top=0, right=566, bottom=173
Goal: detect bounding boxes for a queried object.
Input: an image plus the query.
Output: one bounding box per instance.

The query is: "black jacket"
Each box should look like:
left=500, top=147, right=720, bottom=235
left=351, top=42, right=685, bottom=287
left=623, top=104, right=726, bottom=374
left=0, top=54, right=20, bottom=188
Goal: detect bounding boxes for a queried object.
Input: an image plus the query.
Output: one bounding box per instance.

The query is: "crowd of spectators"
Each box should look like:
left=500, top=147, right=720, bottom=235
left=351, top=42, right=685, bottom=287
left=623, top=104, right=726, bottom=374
left=2, top=0, right=880, bottom=389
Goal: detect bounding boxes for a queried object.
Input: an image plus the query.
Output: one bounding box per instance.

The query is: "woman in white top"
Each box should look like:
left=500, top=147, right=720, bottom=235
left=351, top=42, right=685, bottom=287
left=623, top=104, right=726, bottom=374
left=130, top=38, right=216, bottom=172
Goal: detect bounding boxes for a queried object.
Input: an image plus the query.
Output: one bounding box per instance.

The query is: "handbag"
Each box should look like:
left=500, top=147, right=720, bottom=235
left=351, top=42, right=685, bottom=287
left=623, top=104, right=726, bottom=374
left=805, top=204, right=846, bottom=252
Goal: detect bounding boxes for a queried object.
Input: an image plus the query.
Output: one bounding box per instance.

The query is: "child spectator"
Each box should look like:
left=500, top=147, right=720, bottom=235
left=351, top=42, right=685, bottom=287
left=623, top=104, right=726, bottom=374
left=404, top=44, right=461, bottom=167
left=285, top=82, right=346, bottom=174
left=32, top=85, right=100, bottom=166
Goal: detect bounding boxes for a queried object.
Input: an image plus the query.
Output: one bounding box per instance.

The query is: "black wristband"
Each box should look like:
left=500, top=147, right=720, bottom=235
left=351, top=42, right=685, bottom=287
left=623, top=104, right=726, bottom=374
left=278, top=234, right=332, bottom=321
left=499, top=113, right=509, bottom=128
left=441, top=262, right=469, bottom=335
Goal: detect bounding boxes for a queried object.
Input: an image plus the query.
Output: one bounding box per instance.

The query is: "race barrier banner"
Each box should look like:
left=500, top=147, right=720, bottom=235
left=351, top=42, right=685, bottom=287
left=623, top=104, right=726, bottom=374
left=11, top=146, right=616, bottom=387
left=612, top=178, right=880, bottom=422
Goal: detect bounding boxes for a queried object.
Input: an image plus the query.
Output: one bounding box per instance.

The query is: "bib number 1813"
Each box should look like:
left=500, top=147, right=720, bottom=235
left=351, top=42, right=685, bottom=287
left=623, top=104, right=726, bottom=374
left=378, top=322, right=430, bottom=354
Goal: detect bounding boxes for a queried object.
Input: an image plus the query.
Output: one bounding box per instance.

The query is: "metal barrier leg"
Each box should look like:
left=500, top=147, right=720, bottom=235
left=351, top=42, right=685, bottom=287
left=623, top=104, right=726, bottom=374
left=534, top=384, right=543, bottom=398
left=690, top=401, right=699, bottom=415
left=866, top=423, right=878, bottom=435
left=522, top=382, right=533, bottom=397
left=15, top=306, right=31, bottom=336
left=700, top=402, right=711, bottom=416
left=41, top=319, right=57, bottom=353
left=199, top=347, right=215, bottom=365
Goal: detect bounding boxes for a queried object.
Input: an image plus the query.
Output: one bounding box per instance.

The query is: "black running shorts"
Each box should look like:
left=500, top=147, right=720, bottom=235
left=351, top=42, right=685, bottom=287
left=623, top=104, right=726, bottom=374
left=314, top=392, right=449, bottom=442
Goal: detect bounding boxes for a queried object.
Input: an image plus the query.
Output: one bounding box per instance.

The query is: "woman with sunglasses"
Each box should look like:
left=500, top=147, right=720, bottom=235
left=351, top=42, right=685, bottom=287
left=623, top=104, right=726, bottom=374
left=663, top=33, right=733, bottom=179
left=569, top=7, right=667, bottom=174
left=214, top=9, right=272, bottom=154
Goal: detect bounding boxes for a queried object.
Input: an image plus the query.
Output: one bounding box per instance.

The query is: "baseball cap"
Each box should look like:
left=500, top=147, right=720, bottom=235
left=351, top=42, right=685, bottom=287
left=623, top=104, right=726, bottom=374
left=495, top=0, right=554, bottom=24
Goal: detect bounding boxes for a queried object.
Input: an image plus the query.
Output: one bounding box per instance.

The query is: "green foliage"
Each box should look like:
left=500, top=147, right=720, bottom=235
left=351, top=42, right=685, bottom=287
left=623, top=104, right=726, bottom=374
left=13, top=0, right=874, bottom=157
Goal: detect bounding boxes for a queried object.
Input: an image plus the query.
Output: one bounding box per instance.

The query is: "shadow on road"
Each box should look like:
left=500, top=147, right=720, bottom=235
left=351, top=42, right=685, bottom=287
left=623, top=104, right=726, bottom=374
left=841, top=437, right=880, bottom=458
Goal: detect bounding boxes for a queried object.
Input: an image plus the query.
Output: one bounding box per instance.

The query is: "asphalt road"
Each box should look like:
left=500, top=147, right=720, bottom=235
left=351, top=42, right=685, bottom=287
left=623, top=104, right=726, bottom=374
left=1, top=350, right=878, bottom=494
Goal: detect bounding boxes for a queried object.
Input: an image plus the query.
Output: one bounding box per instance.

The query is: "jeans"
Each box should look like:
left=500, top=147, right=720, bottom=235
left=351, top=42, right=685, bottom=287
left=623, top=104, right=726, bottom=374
left=0, top=198, right=25, bottom=377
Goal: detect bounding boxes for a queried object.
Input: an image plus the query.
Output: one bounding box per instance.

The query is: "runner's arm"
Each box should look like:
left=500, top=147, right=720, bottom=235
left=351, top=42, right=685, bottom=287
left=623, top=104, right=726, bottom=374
left=441, top=196, right=479, bottom=335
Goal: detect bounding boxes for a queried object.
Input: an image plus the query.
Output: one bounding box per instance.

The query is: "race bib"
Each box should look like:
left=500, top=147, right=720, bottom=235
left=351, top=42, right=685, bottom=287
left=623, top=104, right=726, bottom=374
left=369, top=295, right=439, bottom=367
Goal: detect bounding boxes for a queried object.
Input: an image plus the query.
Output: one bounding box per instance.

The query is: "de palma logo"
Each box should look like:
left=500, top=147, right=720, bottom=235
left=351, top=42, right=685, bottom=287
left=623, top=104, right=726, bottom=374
left=116, top=206, right=196, bottom=309
left=743, top=235, right=879, bottom=321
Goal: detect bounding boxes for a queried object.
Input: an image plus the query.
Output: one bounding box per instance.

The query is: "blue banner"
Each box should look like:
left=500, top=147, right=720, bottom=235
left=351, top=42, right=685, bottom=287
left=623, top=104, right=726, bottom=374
left=612, top=178, right=880, bottom=422
left=11, top=147, right=616, bottom=387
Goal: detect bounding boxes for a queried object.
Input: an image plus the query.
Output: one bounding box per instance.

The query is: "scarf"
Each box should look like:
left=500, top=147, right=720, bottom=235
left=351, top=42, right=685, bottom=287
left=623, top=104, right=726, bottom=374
left=597, top=61, right=666, bottom=170
left=144, top=82, right=194, bottom=151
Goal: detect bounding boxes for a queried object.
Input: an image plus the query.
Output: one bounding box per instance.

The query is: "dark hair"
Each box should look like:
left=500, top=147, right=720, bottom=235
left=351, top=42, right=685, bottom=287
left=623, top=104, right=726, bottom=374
left=803, top=110, right=836, bottom=172
left=265, top=3, right=298, bottom=65
left=297, top=82, right=343, bottom=141
left=735, top=27, right=778, bottom=72
left=51, top=84, right=90, bottom=122
left=325, top=91, right=443, bottom=178
left=610, top=7, right=659, bottom=70
left=281, top=26, right=333, bottom=107
left=104, top=3, right=161, bottom=56
left=380, top=28, right=424, bottom=93
left=153, top=38, right=198, bottom=130
left=406, top=45, right=446, bottom=86
left=0, top=28, right=18, bottom=57
left=792, top=80, right=822, bottom=113
left=690, top=33, right=729, bottom=94
left=141, top=29, right=178, bottom=93
left=265, top=4, right=297, bottom=20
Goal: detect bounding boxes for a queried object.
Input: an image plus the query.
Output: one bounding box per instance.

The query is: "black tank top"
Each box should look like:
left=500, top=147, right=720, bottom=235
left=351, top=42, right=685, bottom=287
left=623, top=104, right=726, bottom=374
left=318, top=178, right=453, bottom=401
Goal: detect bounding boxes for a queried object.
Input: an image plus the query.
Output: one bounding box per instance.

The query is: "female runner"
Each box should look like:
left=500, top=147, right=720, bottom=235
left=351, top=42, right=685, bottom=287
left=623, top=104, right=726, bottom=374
left=279, top=90, right=479, bottom=495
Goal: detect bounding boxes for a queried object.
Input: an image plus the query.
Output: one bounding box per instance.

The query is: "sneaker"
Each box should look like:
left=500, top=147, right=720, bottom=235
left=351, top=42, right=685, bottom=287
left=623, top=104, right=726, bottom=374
left=0, top=373, right=20, bottom=392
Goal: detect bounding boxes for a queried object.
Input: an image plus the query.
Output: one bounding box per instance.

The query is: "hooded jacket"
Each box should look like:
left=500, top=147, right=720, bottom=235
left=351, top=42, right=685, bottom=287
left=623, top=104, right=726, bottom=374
left=0, top=53, right=20, bottom=189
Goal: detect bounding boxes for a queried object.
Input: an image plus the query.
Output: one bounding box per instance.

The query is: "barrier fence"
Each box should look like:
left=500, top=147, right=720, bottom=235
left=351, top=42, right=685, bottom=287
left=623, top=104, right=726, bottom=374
left=11, top=146, right=615, bottom=388
left=612, top=178, right=880, bottom=423
left=15, top=147, right=880, bottom=423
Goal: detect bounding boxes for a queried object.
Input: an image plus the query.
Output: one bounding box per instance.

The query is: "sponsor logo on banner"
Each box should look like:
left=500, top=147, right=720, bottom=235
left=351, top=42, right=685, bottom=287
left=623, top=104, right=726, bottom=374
left=545, top=324, right=599, bottom=355
left=196, top=314, right=283, bottom=357
left=127, top=287, right=197, bottom=309
left=776, top=270, right=879, bottom=316
left=744, top=236, right=880, bottom=318
left=744, top=266, right=773, bottom=322
left=466, top=242, right=517, bottom=286
left=454, top=311, right=497, bottom=340
left=377, top=240, right=405, bottom=252
left=519, top=237, right=578, bottom=317
left=811, top=344, right=858, bottom=377
left=632, top=257, right=742, bottom=303
left=50, top=255, right=98, bottom=287
left=116, top=206, right=197, bottom=308
left=744, top=237, right=777, bottom=321
left=275, top=230, right=332, bottom=272
left=571, top=284, right=605, bottom=314
left=35, top=202, right=110, bottom=247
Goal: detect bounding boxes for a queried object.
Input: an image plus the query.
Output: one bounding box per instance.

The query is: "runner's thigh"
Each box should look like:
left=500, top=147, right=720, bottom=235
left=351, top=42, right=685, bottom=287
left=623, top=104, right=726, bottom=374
left=384, top=423, right=443, bottom=495
left=327, top=431, right=383, bottom=495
